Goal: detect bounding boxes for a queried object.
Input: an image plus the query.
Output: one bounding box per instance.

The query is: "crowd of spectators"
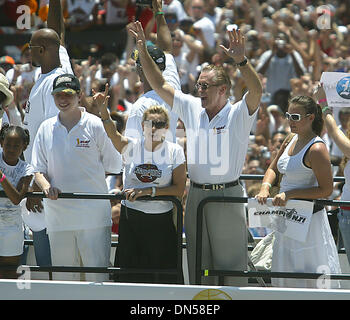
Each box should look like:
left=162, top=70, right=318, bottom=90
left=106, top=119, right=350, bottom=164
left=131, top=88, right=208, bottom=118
left=0, top=0, right=350, bottom=273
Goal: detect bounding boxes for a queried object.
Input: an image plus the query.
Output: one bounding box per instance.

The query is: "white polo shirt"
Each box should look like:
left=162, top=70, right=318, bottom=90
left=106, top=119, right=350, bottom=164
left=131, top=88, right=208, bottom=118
left=31, top=108, right=122, bottom=232
left=173, top=91, right=258, bottom=184
left=125, top=53, right=181, bottom=143
left=23, top=45, right=73, bottom=163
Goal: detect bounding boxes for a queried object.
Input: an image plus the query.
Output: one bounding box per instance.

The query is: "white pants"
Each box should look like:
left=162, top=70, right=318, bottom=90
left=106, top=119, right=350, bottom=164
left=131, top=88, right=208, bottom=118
left=48, top=227, right=111, bottom=282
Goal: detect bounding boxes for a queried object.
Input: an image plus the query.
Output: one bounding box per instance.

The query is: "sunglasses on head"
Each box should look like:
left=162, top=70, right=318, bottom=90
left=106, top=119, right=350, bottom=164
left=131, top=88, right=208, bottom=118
left=285, top=112, right=311, bottom=121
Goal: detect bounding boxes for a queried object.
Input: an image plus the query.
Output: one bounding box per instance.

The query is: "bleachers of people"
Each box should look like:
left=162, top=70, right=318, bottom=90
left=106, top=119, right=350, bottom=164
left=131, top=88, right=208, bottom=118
left=0, top=0, right=350, bottom=288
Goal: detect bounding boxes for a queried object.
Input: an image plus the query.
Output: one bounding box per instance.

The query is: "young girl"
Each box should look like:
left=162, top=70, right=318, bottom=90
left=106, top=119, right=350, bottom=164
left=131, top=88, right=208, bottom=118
left=0, top=124, right=33, bottom=279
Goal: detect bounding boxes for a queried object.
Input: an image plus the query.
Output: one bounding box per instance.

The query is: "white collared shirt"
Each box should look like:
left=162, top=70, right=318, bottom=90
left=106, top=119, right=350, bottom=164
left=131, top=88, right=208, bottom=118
left=125, top=54, right=180, bottom=143
left=23, top=46, right=73, bottom=163
left=173, top=91, right=258, bottom=184
left=31, top=108, right=122, bottom=232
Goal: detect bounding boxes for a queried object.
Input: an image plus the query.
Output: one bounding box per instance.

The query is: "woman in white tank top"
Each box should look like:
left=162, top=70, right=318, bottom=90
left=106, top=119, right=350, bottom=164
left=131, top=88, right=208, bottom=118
left=256, top=95, right=341, bottom=288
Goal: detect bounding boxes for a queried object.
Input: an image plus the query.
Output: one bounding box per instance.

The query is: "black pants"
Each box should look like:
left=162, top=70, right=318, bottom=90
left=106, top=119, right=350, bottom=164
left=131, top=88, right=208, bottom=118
left=114, top=205, right=183, bottom=284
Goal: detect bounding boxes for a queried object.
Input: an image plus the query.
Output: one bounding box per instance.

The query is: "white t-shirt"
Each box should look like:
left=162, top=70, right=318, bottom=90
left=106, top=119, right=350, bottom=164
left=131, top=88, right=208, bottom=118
left=256, top=50, right=306, bottom=97
left=173, top=92, right=258, bottom=183
left=122, top=138, right=185, bottom=213
left=125, top=53, right=180, bottom=143
left=193, top=16, right=216, bottom=48
left=0, top=151, right=33, bottom=234
left=23, top=45, right=73, bottom=163
left=163, top=0, right=188, bottom=21
left=31, top=108, right=122, bottom=232
left=105, top=0, right=128, bottom=25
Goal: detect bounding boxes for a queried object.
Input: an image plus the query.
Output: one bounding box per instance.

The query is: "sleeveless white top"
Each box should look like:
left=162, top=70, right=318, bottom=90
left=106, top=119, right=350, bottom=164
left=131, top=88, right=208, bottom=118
left=277, top=135, right=323, bottom=193
left=272, top=134, right=341, bottom=288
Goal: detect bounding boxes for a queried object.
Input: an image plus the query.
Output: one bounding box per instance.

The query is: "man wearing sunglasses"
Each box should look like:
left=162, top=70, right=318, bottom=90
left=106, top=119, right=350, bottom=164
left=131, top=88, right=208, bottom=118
left=22, top=0, right=74, bottom=271
left=130, top=22, right=263, bottom=286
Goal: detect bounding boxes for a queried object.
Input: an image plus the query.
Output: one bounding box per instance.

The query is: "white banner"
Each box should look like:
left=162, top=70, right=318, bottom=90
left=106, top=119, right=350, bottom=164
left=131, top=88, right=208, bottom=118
left=248, top=199, right=314, bottom=242
left=321, top=72, right=350, bottom=108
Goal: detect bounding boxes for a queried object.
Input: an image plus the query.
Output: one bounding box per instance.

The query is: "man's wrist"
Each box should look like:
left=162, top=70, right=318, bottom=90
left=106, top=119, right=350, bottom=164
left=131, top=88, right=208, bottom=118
left=233, top=57, right=248, bottom=67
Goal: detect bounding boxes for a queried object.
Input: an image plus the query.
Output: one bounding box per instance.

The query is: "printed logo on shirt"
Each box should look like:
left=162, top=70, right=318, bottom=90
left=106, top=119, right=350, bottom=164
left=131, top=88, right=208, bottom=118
left=76, top=138, right=90, bottom=148
left=134, top=164, right=162, bottom=183
left=213, top=125, right=226, bottom=134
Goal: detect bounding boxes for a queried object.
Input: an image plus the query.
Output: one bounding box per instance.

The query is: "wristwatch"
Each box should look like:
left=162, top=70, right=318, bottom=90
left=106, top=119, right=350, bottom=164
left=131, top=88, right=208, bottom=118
left=234, top=57, right=248, bottom=67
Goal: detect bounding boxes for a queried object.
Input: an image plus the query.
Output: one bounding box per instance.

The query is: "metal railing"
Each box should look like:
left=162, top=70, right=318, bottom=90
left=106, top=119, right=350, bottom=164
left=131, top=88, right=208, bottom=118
left=195, top=195, right=350, bottom=286
left=0, top=191, right=184, bottom=284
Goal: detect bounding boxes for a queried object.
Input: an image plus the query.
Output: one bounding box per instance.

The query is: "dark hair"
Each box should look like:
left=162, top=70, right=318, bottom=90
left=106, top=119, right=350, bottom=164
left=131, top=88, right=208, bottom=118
left=0, top=124, right=30, bottom=149
left=271, top=130, right=287, bottom=140
left=289, top=95, right=323, bottom=136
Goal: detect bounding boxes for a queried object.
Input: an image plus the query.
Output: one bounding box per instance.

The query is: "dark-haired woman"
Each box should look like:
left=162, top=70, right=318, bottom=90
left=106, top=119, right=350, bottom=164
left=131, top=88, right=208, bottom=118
left=0, top=124, right=33, bottom=278
left=256, top=95, right=341, bottom=288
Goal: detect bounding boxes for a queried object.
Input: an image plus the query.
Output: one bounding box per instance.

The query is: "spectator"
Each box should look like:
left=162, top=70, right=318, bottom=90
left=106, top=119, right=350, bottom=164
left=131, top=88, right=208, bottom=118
left=124, top=0, right=181, bottom=143
left=96, top=89, right=186, bottom=283
left=0, top=56, right=15, bottom=73
left=188, top=0, right=215, bottom=48
left=163, top=0, right=188, bottom=23
left=0, top=125, right=33, bottom=279
left=256, top=95, right=341, bottom=288
left=130, top=22, right=262, bottom=286
left=63, top=0, right=99, bottom=31
left=23, top=0, right=74, bottom=269
left=32, top=74, right=122, bottom=281
left=5, top=44, right=41, bottom=125
left=104, top=0, right=129, bottom=26
left=328, top=107, right=350, bottom=168
left=266, top=104, right=288, bottom=137
left=256, top=31, right=306, bottom=98
left=171, top=29, right=198, bottom=93
left=0, top=73, right=14, bottom=119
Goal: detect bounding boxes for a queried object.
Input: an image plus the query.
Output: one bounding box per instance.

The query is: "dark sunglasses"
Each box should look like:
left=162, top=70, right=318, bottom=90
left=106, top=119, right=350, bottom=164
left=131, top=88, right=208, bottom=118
left=145, top=120, right=167, bottom=129
left=195, top=82, right=222, bottom=91
left=285, top=112, right=311, bottom=121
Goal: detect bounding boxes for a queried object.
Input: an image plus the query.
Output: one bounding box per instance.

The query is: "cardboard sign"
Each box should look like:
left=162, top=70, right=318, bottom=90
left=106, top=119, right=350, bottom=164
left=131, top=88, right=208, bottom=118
left=321, top=72, right=350, bottom=108
left=248, top=199, right=314, bottom=242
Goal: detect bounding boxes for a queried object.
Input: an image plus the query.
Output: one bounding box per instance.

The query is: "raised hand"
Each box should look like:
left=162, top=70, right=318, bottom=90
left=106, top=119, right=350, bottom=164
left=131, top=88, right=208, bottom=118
left=127, top=21, right=147, bottom=51
left=220, top=28, right=246, bottom=63
left=92, top=83, right=110, bottom=116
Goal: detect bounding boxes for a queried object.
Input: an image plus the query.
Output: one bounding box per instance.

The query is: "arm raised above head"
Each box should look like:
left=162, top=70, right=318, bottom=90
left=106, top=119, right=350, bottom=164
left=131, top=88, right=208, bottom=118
left=47, top=0, right=65, bottom=46
left=152, top=0, right=172, bottom=53
left=128, top=21, right=175, bottom=108
left=220, top=29, right=263, bottom=115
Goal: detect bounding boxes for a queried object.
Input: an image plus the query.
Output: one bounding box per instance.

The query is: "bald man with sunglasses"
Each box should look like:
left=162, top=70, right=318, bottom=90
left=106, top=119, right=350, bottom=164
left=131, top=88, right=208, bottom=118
left=22, top=0, right=74, bottom=269
left=129, top=22, right=262, bottom=286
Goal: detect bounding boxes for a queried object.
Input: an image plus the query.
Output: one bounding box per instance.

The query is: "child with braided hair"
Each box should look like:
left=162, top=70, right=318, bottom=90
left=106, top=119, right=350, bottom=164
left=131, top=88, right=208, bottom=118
left=0, top=124, right=33, bottom=278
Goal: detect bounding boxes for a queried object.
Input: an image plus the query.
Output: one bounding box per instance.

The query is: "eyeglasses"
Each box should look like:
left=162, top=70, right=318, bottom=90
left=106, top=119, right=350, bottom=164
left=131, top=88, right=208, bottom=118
left=144, top=120, right=167, bottom=129
left=285, top=112, right=311, bottom=121
left=192, top=6, right=203, bottom=9
left=195, top=82, right=223, bottom=91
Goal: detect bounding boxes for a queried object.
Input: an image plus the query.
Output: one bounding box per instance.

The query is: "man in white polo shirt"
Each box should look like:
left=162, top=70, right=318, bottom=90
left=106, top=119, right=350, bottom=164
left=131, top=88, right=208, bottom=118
left=32, top=74, right=122, bottom=281
left=130, top=22, right=263, bottom=286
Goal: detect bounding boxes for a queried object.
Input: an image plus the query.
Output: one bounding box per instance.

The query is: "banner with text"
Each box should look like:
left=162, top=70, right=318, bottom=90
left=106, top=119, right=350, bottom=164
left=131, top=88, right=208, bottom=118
left=248, top=199, right=314, bottom=242
left=321, top=72, right=350, bottom=108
